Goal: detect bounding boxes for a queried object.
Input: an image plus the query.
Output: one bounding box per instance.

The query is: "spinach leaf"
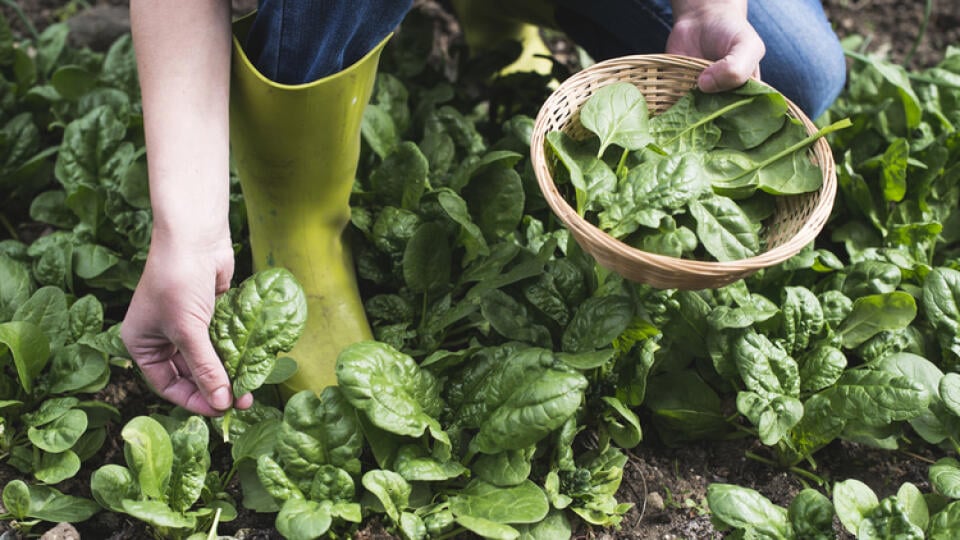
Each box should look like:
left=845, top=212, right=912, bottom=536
left=579, top=82, right=652, bottom=156
left=209, top=268, right=307, bottom=397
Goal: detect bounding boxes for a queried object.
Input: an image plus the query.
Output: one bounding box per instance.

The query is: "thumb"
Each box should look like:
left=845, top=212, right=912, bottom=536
left=699, top=37, right=765, bottom=92
left=175, top=323, right=233, bottom=411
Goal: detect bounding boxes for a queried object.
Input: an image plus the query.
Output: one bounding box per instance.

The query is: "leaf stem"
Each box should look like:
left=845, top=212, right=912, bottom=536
left=0, top=0, right=40, bottom=42
left=222, top=409, right=234, bottom=443
left=660, top=96, right=758, bottom=149
left=0, top=212, right=18, bottom=240
left=904, top=0, right=934, bottom=67
left=615, top=148, right=630, bottom=179
left=745, top=451, right=826, bottom=486
left=721, top=118, right=853, bottom=186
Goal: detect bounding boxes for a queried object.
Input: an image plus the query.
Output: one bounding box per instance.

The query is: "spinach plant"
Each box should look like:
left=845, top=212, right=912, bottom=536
left=0, top=260, right=122, bottom=485
left=90, top=415, right=234, bottom=540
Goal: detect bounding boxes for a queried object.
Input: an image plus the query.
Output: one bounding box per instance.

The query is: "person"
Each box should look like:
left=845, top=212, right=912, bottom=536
left=122, top=0, right=846, bottom=416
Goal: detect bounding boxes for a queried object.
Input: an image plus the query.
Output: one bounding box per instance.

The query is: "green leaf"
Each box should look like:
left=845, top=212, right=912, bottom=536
left=256, top=455, right=303, bottom=504
left=827, top=369, right=929, bottom=426
left=403, top=222, right=451, bottom=293
left=450, top=347, right=588, bottom=454
left=362, top=103, right=399, bottom=159
left=600, top=396, right=643, bottom=448
left=336, top=341, right=443, bottom=439
left=649, top=92, right=721, bottom=153
left=644, top=370, right=729, bottom=444
left=546, top=131, right=617, bottom=214
left=121, top=499, right=195, bottom=530
left=370, top=141, right=429, bottom=210
left=394, top=445, right=466, bottom=482
left=696, top=80, right=788, bottom=149
left=121, top=416, right=174, bottom=501
left=473, top=447, right=534, bottom=487
left=22, top=397, right=78, bottom=427
left=51, top=65, right=97, bottom=100
left=462, top=165, right=525, bottom=242
left=561, top=295, right=633, bottom=353
left=880, top=138, right=910, bottom=202
left=706, top=484, right=791, bottom=539
left=798, top=345, right=846, bottom=393
left=837, top=292, right=917, bottom=349
left=231, top=417, right=281, bottom=463
left=168, top=416, right=210, bottom=512
left=579, top=82, right=652, bottom=156
left=275, top=388, right=363, bottom=486
left=923, top=268, right=960, bottom=358
left=787, top=489, right=835, bottom=539
left=13, top=286, right=68, bottom=351
left=362, top=469, right=410, bottom=523
left=27, top=409, right=87, bottom=453
left=34, top=450, right=81, bottom=484
left=90, top=464, right=139, bottom=513
left=930, top=458, right=960, bottom=499
left=455, top=515, right=520, bottom=540
left=449, top=480, right=549, bottom=525
left=0, top=254, right=34, bottom=321
left=736, top=391, right=803, bottom=446
left=897, top=482, right=929, bottom=531
left=479, top=289, right=551, bottom=347
left=0, top=320, right=50, bottom=393
left=929, top=501, right=960, bottom=538
left=276, top=499, right=333, bottom=540
left=834, top=479, right=879, bottom=535
left=516, top=511, right=572, bottom=540
left=48, top=344, right=110, bottom=394
left=3, top=480, right=31, bottom=519
left=734, top=331, right=799, bottom=396
left=689, top=195, right=759, bottom=261
left=22, top=484, right=99, bottom=523
left=940, top=373, right=960, bottom=418
left=437, top=189, right=489, bottom=264
left=210, top=268, right=308, bottom=397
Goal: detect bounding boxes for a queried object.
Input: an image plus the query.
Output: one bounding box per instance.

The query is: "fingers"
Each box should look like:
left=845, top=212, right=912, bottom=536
left=698, top=31, right=766, bottom=93
left=170, top=320, right=234, bottom=411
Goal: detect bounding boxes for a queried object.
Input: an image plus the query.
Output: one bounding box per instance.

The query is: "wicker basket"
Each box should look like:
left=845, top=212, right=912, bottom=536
left=530, top=54, right=837, bottom=290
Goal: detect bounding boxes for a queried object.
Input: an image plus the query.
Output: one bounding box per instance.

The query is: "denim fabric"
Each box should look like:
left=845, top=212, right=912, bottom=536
left=553, top=0, right=846, bottom=118
left=244, top=0, right=412, bottom=84
left=243, top=0, right=845, bottom=117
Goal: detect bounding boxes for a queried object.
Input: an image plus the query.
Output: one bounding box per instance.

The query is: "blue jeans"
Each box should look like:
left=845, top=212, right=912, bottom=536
left=244, top=0, right=844, bottom=118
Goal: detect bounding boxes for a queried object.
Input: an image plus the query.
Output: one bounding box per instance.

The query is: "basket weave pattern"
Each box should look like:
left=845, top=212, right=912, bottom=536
left=530, top=54, right=837, bottom=289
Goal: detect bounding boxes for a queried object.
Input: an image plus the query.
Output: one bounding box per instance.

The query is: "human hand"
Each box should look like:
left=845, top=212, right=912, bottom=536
left=666, top=1, right=765, bottom=92
left=121, top=236, right=253, bottom=416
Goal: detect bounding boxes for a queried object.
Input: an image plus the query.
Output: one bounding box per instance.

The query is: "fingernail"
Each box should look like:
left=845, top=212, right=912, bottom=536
left=211, top=387, right=232, bottom=410
left=699, top=72, right=717, bottom=92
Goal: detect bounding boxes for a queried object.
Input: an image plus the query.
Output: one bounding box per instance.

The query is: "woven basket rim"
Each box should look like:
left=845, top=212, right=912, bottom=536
left=530, top=53, right=837, bottom=286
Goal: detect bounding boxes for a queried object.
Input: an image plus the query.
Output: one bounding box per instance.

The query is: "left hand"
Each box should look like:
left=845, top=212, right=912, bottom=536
left=667, top=1, right=765, bottom=92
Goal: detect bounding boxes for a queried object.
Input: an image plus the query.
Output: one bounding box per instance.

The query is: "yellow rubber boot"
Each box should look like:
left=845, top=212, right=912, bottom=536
left=451, top=0, right=557, bottom=76
left=229, top=15, right=384, bottom=396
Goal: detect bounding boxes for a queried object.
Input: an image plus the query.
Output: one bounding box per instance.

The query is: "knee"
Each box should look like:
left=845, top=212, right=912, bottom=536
left=756, top=21, right=847, bottom=119
left=781, top=35, right=848, bottom=120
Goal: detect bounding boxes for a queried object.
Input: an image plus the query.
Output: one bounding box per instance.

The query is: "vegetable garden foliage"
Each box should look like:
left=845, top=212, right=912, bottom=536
left=5, top=5, right=960, bottom=538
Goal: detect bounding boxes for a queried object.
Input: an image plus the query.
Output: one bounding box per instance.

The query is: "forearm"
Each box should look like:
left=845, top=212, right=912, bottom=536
left=131, top=0, right=233, bottom=248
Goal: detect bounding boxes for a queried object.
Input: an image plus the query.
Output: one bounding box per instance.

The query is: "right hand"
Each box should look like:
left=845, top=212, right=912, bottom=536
left=121, top=235, right=253, bottom=416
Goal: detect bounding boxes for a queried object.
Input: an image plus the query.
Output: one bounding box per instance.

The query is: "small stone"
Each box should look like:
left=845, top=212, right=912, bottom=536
left=67, top=5, right=130, bottom=52
left=40, top=522, right=79, bottom=540
left=645, top=491, right=665, bottom=512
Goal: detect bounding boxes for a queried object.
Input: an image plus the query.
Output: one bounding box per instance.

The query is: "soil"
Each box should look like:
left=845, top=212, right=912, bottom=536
left=0, top=1, right=956, bottom=539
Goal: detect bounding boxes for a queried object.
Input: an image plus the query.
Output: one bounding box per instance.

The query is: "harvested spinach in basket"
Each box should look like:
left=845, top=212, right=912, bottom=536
left=546, top=80, right=850, bottom=261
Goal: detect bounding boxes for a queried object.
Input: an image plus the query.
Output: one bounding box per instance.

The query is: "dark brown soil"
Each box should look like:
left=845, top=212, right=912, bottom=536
left=0, top=1, right=955, bottom=539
